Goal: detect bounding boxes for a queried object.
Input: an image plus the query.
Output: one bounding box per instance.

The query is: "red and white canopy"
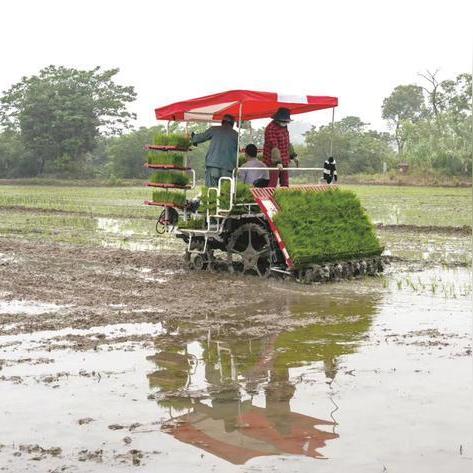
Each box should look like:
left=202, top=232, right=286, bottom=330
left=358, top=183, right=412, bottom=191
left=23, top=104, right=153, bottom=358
left=155, top=90, right=338, bottom=122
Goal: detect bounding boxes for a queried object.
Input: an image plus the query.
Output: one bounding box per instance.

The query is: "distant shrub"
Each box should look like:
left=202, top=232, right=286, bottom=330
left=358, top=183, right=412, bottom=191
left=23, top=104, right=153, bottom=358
left=106, top=175, right=123, bottom=186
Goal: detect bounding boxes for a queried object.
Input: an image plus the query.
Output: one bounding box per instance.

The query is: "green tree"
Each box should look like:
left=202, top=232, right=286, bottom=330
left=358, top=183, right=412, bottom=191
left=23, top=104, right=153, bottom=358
left=0, top=130, right=31, bottom=177
left=400, top=73, right=472, bottom=176
left=239, top=125, right=265, bottom=148
left=0, top=65, right=136, bottom=176
left=108, top=126, right=165, bottom=178
left=381, top=84, right=424, bottom=154
left=303, top=116, right=395, bottom=176
left=438, top=73, right=472, bottom=119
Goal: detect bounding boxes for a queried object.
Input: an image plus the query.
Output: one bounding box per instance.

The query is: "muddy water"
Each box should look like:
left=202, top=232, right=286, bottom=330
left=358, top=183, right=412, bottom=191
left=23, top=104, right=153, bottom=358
left=0, top=265, right=471, bottom=472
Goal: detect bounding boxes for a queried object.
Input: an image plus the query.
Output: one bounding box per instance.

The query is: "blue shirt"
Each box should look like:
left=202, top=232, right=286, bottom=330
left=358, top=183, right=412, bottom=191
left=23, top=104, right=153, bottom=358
left=192, top=125, right=238, bottom=172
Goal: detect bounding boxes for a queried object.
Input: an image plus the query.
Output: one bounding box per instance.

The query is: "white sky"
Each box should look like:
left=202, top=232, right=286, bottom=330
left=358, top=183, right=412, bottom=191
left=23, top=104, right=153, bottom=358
left=1, top=0, right=472, bottom=132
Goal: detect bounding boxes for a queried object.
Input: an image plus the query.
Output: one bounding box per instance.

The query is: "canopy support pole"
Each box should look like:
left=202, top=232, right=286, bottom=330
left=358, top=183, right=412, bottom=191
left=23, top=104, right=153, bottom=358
left=234, top=102, right=243, bottom=198
left=329, top=107, right=335, bottom=157
left=236, top=102, right=243, bottom=168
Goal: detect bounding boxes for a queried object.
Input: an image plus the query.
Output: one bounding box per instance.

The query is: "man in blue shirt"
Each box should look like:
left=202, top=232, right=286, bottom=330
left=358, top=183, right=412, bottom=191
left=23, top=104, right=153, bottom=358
left=191, top=114, right=238, bottom=187
left=239, top=144, right=269, bottom=187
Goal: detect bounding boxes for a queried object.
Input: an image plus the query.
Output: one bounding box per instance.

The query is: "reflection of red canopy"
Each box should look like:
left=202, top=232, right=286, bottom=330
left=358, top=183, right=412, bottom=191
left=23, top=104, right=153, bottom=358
left=155, top=90, right=338, bottom=122
left=165, top=402, right=338, bottom=465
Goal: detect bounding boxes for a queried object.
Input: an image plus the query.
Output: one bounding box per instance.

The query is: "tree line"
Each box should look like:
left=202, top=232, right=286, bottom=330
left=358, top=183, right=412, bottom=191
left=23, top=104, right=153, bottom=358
left=0, top=66, right=471, bottom=180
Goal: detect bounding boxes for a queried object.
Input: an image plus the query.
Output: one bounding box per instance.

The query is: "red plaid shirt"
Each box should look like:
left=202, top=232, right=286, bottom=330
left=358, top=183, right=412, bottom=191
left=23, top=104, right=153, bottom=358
left=263, top=121, right=290, bottom=166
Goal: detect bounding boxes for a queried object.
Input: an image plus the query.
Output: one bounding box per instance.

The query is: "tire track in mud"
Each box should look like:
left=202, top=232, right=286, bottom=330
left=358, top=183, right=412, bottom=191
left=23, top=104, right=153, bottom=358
left=0, top=205, right=157, bottom=220
left=0, top=238, right=335, bottom=338
left=377, top=223, right=471, bottom=235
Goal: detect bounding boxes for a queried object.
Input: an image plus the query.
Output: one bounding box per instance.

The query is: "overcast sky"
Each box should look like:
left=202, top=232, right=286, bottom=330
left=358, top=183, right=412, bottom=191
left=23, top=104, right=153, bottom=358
left=1, top=0, right=471, bottom=133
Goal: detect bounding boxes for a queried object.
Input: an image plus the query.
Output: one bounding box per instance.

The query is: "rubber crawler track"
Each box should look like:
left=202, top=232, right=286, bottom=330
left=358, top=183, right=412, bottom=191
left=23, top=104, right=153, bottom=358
left=186, top=252, right=388, bottom=283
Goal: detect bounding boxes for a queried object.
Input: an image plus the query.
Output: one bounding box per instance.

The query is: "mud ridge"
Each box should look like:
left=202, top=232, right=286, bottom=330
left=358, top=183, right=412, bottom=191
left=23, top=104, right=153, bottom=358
left=377, top=223, right=472, bottom=235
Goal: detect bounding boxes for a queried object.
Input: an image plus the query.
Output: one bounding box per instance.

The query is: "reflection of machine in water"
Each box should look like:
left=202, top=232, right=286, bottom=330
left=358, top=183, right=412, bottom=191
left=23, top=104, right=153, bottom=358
left=147, top=293, right=380, bottom=464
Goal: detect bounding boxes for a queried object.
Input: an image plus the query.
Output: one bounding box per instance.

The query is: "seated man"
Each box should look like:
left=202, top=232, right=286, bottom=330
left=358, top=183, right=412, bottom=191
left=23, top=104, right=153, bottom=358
left=239, top=144, right=269, bottom=187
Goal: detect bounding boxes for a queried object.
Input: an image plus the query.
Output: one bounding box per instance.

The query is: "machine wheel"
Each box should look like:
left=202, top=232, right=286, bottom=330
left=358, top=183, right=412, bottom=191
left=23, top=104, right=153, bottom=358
left=185, top=239, right=215, bottom=271
left=226, top=223, right=272, bottom=277
left=190, top=253, right=207, bottom=271
left=156, top=208, right=179, bottom=234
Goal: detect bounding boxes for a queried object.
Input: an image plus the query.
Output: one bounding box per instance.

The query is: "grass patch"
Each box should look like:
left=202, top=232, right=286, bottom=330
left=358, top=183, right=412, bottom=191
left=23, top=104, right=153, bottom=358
left=147, top=152, right=185, bottom=167
left=273, top=188, right=382, bottom=266
left=151, top=190, right=186, bottom=207
left=153, top=133, right=191, bottom=149
left=149, top=171, right=189, bottom=187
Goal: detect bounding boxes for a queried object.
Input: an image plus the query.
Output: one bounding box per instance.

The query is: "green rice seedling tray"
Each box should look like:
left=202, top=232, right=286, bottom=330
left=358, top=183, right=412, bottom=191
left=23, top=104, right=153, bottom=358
left=178, top=217, right=206, bottom=230
left=145, top=189, right=187, bottom=209
left=153, top=133, right=191, bottom=149
left=146, top=145, right=189, bottom=152
left=145, top=182, right=191, bottom=189
left=146, top=152, right=186, bottom=168
left=148, top=171, right=190, bottom=187
left=272, top=188, right=383, bottom=266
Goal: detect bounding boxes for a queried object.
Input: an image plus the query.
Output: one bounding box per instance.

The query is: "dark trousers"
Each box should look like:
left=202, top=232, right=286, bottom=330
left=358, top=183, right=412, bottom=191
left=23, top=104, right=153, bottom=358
left=269, top=169, right=289, bottom=187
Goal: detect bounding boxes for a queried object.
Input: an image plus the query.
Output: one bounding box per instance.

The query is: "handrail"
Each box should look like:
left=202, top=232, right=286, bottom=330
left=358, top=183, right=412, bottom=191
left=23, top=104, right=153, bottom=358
left=206, top=187, right=218, bottom=227
left=219, top=167, right=327, bottom=215
left=236, top=167, right=324, bottom=171
left=216, top=176, right=234, bottom=213
left=189, top=169, right=196, bottom=189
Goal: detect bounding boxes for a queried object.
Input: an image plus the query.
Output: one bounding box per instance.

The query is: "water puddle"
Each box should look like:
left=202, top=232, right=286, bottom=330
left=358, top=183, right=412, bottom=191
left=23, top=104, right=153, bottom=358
left=0, top=299, right=69, bottom=316
left=96, top=218, right=136, bottom=237
left=0, top=266, right=471, bottom=471
left=0, top=252, right=19, bottom=265
left=95, top=216, right=182, bottom=252
left=0, top=322, right=165, bottom=348
left=380, top=229, right=471, bottom=266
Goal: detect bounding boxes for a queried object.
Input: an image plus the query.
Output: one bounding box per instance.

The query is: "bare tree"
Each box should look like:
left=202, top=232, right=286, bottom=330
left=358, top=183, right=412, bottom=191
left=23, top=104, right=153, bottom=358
left=418, top=69, right=442, bottom=118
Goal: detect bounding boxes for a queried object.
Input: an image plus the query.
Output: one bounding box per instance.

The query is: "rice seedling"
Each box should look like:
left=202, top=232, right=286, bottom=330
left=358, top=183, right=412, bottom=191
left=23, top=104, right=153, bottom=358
left=273, top=188, right=383, bottom=266
left=200, top=182, right=254, bottom=215
left=149, top=171, right=190, bottom=187
left=147, top=152, right=185, bottom=167
left=153, top=133, right=191, bottom=149
left=178, top=217, right=206, bottom=230
left=151, top=190, right=186, bottom=207
left=238, top=154, right=247, bottom=167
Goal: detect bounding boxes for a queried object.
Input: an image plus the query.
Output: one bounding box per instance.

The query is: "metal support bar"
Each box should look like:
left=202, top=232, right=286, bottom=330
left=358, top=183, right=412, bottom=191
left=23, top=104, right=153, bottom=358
left=235, top=167, right=325, bottom=172
left=216, top=176, right=234, bottom=213
left=330, top=107, right=335, bottom=157
left=235, top=102, right=243, bottom=202
left=187, top=234, right=209, bottom=254
left=189, top=169, right=196, bottom=189
left=206, top=187, right=218, bottom=226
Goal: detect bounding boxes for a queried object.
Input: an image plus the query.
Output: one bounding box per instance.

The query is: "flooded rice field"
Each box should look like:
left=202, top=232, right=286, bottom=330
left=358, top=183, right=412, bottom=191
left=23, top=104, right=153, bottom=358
left=0, top=184, right=471, bottom=471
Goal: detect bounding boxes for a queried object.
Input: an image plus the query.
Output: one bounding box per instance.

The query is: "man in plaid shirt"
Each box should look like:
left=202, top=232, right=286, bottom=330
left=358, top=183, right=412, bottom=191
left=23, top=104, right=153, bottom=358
left=263, top=107, right=293, bottom=187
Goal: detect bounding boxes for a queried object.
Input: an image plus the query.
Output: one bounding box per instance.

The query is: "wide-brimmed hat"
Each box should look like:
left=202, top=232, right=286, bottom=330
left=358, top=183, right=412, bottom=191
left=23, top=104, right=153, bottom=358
left=272, top=107, right=292, bottom=122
